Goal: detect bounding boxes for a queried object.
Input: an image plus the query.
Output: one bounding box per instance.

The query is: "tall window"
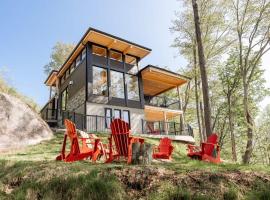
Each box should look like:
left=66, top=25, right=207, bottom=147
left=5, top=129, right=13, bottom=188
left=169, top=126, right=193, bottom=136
left=92, top=66, right=108, bottom=96
left=126, top=75, right=140, bottom=101
left=105, top=108, right=112, bottom=128
left=123, top=110, right=130, bottom=127
left=61, top=87, right=68, bottom=111
left=114, top=109, right=121, bottom=119
left=110, top=71, right=124, bottom=98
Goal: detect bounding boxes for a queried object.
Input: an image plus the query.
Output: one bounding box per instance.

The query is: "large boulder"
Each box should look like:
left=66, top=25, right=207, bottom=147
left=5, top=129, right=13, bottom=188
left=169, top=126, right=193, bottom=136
left=0, top=92, right=53, bottom=151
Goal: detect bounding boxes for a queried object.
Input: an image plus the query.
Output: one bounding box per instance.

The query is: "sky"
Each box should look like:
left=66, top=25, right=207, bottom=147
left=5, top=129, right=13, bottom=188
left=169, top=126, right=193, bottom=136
left=0, top=0, right=269, bottom=108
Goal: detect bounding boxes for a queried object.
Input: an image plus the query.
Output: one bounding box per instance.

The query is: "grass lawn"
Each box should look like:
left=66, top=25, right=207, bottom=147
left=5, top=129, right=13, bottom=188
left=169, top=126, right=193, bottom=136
left=0, top=132, right=269, bottom=200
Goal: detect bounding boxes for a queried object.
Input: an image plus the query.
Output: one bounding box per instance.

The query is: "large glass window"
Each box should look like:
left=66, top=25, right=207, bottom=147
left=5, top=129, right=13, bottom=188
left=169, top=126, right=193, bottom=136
left=92, top=66, right=108, bottom=96
left=110, top=50, right=122, bottom=62
left=126, top=75, right=140, bottom=101
left=110, top=70, right=124, bottom=98
left=123, top=110, right=130, bottom=127
left=105, top=108, right=112, bottom=128
left=61, top=87, right=68, bottom=111
left=114, top=109, right=121, bottom=119
left=92, top=45, right=107, bottom=57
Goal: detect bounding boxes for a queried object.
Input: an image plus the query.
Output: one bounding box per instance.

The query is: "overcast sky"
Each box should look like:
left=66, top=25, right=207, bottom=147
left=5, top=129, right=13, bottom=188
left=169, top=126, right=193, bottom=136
left=0, top=0, right=269, bottom=108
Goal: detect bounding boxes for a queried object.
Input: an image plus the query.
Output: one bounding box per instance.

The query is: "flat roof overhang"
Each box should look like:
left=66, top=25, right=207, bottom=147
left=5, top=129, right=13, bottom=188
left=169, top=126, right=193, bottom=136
left=44, top=70, right=58, bottom=86
left=144, top=105, right=183, bottom=121
left=141, top=65, right=190, bottom=96
left=56, top=27, right=151, bottom=77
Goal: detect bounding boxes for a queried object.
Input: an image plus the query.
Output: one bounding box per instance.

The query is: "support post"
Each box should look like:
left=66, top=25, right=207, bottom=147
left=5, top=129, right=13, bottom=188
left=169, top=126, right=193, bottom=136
left=177, top=86, right=185, bottom=134
left=163, top=111, right=168, bottom=135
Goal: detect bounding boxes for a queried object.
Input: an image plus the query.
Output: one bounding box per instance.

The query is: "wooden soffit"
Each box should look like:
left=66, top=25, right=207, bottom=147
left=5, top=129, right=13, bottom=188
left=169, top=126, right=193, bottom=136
left=45, top=71, right=58, bottom=86
left=141, top=66, right=189, bottom=96
left=144, top=105, right=183, bottom=121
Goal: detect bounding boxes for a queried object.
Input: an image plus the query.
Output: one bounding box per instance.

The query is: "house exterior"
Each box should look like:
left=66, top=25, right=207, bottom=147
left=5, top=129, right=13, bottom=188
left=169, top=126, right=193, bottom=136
left=41, top=27, right=191, bottom=136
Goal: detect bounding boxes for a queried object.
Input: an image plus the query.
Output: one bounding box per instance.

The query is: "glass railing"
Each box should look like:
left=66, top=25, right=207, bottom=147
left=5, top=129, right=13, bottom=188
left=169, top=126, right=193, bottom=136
left=144, top=96, right=180, bottom=110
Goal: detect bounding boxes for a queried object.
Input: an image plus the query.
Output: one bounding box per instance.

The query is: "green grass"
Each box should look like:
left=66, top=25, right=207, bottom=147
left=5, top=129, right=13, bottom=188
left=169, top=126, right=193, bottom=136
left=0, top=132, right=269, bottom=200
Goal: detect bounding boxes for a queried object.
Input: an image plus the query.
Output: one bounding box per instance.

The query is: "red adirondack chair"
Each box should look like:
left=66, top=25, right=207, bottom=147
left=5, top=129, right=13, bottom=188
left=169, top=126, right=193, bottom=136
left=106, top=118, right=144, bottom=164
left=56, top=119, right=101, bottom=162
left=187, top=133, right=221, bottom=163
left=152, top=137, right=174, bottom=159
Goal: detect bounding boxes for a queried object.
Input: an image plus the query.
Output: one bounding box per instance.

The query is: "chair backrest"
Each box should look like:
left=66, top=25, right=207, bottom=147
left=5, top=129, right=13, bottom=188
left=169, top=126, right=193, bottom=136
left=65, top=119, right=80, bottom=154
left=203, top=133, right=218, bottom=156
left=206, top=133, right=218, bottom=144
left=110, top=118, right=130, bottom=156
left=158, top=137, right=173, bottom=153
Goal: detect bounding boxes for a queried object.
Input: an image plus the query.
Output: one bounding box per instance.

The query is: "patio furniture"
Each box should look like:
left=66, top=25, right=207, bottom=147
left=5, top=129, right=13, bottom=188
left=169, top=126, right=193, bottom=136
left=187, top=133, right=221, bottom=164
left=56, top=119, right=101, bottom=162
left=106, top=118, right=144, bottom=164
left=152, top=137, right=174, bottom=159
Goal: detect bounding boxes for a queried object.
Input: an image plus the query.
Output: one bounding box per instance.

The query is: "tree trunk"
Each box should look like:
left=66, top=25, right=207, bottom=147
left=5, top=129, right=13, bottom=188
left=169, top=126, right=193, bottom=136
left=242, top=82, right=254, bottom=164
left=199, top=101, right=207, bottom=141
left=227, top=94, right=237, bottom=162
left=193, top=44, right=203, bottom=142
left=192, top=0, right=212, bottom=137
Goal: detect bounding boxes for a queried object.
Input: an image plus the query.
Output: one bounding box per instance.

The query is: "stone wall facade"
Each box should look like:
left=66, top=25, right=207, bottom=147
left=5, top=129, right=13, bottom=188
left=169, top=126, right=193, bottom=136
left=66, top=87, right=85, bottom=114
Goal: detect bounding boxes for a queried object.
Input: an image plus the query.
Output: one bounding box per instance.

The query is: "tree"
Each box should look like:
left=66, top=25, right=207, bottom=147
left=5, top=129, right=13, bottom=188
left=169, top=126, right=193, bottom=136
left=191, top=0, right=212, bottom=137
left=231, top=0, right=270, bottom=164
left=219, top=51, right=242, bottom=161
left=44, top=42, right=75, bottom=75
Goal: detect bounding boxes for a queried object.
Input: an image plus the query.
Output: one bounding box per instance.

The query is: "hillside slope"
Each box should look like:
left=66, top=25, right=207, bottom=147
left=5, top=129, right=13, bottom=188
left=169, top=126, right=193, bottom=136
left=0, top=133, right=269, bottom=200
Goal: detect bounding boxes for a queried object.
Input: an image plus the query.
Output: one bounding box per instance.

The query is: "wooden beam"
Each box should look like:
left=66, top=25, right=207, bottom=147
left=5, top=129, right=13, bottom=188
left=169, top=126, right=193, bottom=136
left=123, top=45, right=133, bottom=55
left=108, top=39, right=117, bottom=49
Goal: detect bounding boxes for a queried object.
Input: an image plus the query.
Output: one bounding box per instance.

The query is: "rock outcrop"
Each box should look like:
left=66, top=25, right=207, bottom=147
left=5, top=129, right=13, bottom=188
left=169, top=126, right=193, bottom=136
left=0, top=92, right=53, bottom=151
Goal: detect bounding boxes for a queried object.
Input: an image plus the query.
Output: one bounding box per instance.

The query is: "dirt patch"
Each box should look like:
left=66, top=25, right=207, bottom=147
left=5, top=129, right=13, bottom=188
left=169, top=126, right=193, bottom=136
left=106, top=167, right=270, bottom=199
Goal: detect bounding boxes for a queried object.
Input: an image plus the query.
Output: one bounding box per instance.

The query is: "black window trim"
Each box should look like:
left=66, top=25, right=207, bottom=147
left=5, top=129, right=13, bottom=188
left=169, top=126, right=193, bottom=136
left=92, top=65, right=109, bottom=96
left=61, top=86, right=69, bottom=112
left=110, top=69, right=125, bottom=99
left=123, top=110, right=131, bottom=128
left=114, top=109, right=122, bottom=119
left=105, top=108, right=112, bottom=128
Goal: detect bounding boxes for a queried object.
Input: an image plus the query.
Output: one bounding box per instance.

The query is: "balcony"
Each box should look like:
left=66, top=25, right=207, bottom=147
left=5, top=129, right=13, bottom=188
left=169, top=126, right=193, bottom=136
left=144, top=95, right=180, bottom=110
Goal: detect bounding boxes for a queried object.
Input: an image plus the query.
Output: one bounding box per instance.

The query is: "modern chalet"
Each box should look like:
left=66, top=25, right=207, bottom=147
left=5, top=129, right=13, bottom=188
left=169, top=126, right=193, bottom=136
left=41, top=27, right=192, bottom=137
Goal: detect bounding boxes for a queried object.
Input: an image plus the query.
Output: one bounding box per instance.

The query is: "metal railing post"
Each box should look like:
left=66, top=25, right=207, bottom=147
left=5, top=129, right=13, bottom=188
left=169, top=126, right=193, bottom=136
left=95, top=115, right=98, bottom=132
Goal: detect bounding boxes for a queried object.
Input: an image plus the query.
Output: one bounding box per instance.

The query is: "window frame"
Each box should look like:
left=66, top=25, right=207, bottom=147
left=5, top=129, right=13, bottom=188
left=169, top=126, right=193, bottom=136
left=123, top=110, right=131, bottom=128
left=75, top=54, right=81, bottom=67
left=110, top=50, right=123, bottom=62
left=126, top=74, right=140, bottom=101
left=114, top=109, right=121, bottom=119
left=110, top=70, right=125, bottom=99
left=81, top=48, right=86, bottom=60
left=105, top=108, right=112, bottom=128
left=92, top=65, right=108, bottom=96
left=61, top=87, right=68, bottom=111
left=92, top=45, right=107, bottom=57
